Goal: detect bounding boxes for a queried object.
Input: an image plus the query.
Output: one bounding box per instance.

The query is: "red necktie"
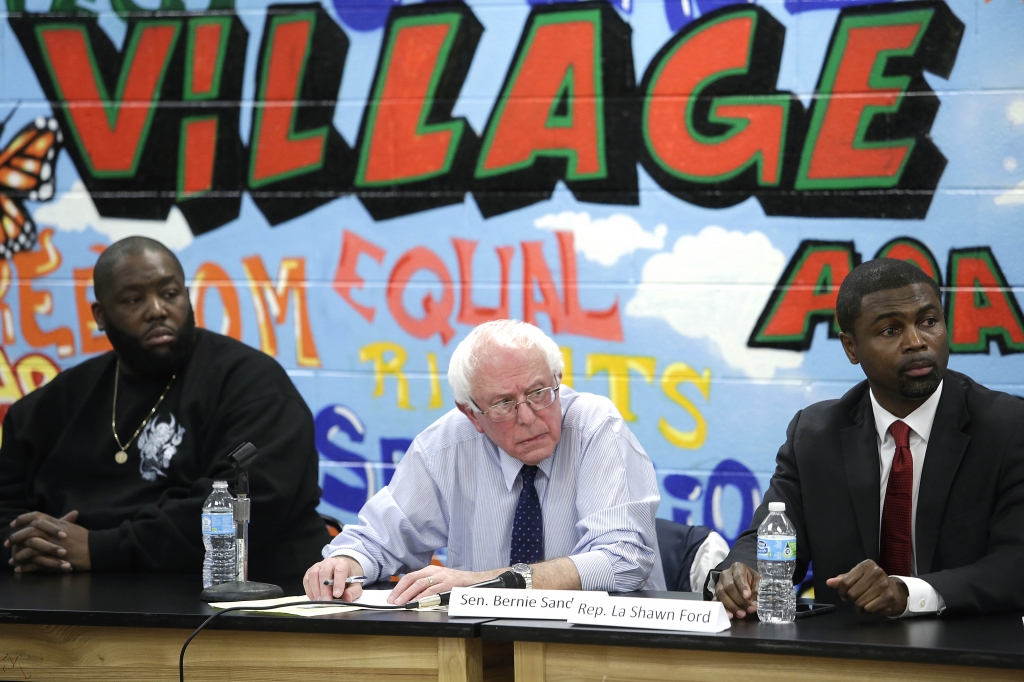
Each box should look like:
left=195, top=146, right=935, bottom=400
left=879, top=419, right=913, bottom=577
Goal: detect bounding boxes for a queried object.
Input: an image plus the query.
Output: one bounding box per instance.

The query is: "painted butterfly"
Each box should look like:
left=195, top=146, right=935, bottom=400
left=0, top=111, right=64, bottom=260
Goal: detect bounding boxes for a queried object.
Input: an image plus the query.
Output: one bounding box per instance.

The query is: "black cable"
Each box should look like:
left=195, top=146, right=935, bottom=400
left=179, top=599, right=418, bottom=682
left=180, top=572, right=524, bottom=681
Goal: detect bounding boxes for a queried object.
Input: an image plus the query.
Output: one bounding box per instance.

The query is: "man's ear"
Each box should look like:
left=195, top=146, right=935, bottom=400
left=456, top=402, right=486, bottom=434
left=91, top=301, right=106, bottom=332
left=838, top=331, right=859, bottom=365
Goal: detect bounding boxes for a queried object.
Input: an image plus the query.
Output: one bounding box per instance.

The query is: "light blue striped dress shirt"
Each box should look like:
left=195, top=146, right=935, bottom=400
left=324, top=387, right=666, bottom=592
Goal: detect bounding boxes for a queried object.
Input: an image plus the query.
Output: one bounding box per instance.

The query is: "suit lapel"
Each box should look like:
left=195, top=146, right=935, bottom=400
left=841, top=393, right=881, bottom=563
left=915, top=376, right=971, bottom=575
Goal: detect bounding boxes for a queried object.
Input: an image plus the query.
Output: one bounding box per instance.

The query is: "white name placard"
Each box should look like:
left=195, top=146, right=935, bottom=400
left=567, top=595, right=731, bottom=633
left=448, top=589, right=605, bottom=619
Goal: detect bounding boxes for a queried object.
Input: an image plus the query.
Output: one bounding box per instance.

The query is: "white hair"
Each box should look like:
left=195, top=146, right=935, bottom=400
left=447, top=320, right=564, bottom=409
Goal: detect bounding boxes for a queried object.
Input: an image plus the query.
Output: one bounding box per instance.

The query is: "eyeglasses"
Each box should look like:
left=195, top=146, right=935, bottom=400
left=471, top=380, right=561, bottom=423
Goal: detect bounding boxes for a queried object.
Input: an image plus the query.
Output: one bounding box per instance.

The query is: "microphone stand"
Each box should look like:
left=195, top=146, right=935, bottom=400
left=200, top=443, right=285, bottom=602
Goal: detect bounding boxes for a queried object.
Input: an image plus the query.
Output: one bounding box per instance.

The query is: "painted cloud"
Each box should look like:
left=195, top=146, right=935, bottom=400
left=1007, top=98, right=1024, bottom=126
left=995, top=180, right=1024, bottom=206
left=33, top=181, right=194, bottom=251
left=534, top=211, right=667, bottom=266
left=626, top=226, right=804, bottom=379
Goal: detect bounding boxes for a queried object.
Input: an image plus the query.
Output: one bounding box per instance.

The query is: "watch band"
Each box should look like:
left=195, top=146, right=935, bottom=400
left=511, top=563, right=533, bottom=589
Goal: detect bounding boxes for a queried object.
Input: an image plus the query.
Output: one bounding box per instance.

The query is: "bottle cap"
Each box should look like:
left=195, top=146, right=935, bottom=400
left=768, top=502, right=785, bottom=512
left=213, top=480, right=228, bottom=488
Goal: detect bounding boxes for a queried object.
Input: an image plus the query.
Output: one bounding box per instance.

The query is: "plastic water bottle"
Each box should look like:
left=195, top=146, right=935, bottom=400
left=757, top=501, right=796, bottom=623
left=202, top=481, right=236, bottom=588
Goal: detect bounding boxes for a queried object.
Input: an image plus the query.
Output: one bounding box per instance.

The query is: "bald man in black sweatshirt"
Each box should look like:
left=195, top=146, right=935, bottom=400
left=1, top=237, right=329, bottom=583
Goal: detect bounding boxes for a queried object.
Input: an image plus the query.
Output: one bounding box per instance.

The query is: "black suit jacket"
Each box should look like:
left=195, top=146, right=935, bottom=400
left=720, top=370, right=1024, bottom=614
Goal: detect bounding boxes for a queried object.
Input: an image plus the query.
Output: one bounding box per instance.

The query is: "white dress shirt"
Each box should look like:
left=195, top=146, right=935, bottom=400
left=869, top=381, right=946, bottom=616
left=324, top=387, right=666, bottom=592
left=690, top=531, right=730, bottom=595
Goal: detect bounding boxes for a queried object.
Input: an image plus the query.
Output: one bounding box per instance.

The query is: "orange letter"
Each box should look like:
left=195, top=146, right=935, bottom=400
left=557, top=231, right=622, bottom=341
left=796, top=9, right=935, bottom=190
left=333, top=230, right=386, bottom=323
left=874, top=237, right=941, bottom=283
left=241, top=255, right=321, bottom=367
left=36, top=22, right=180, bottom=176
left=12, top=230, right=75, bottom=358
left=74, top=265, right=112, bottom=354
left=193, top=262, right=242, bottom=341
left=946, top=248, right=1024, bottom=354
left=15, top=353, right=61, bottom=395
left=476, top=10, right=605, bottom=181
left=356, top=13, right=468, bottom=186
left=643, top=8, right=787, bottom=186
left=0, top=260, right=14, bottom=345
left=249, top=14, right=326, bottom=187
left=521, top=240, right=565, bottom=334
left=386, top=247, right=455, bottom=344
left=749, top=241, right=858, bottom=351
left=452, top=238, right=513, bottom=326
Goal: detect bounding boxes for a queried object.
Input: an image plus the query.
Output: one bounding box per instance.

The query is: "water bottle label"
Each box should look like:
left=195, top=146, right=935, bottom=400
left=757, top=536, right=796, bottom=561
left=202, top=513, right=234, bottom=535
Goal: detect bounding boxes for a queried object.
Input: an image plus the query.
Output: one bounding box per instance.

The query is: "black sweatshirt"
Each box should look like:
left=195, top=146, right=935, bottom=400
left=0, top=329, right=330, bottom=583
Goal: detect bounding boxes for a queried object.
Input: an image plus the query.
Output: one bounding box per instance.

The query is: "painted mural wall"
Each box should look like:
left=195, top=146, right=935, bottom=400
left=0, top=0, right=1022, bottom=552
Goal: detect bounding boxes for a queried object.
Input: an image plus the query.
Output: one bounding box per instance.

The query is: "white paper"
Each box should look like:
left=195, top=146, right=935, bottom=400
left=567, top=595, right=731, bottom=633
left=209, top=595, right=359, bottom=617
left=354, top=589, right=399, bottom=606
left=448, top=588, right=606, bottom=620
left=209, top=590, right=436, bottom=617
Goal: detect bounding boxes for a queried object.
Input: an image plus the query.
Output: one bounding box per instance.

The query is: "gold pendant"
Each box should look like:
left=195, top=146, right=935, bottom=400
left=115, top=450, right=128, bottom=464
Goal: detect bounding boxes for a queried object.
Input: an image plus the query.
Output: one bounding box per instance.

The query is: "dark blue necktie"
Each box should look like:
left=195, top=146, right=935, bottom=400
left=510, top=465, right=544, bottom=565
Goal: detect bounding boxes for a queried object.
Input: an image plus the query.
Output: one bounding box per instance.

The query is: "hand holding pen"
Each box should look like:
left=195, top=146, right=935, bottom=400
left=303, top=556, right=367, bottom=600
left=323, top=576, right=367, bottom=587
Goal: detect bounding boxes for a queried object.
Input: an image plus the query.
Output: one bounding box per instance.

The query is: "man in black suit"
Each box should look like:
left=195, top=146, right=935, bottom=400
left=714, top=258, right=1024, bottom=617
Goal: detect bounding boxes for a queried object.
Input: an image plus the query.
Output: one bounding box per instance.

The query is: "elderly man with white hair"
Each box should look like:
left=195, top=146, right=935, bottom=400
left=304, top=319, right=666, bottom=603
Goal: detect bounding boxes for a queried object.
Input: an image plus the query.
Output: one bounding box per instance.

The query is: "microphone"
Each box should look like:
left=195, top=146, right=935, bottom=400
left=413, top=570, right=526, bottom=609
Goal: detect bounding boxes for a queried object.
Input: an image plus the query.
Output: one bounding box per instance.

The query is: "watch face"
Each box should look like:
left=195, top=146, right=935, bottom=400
left=510, top=563, right=532, bottom=588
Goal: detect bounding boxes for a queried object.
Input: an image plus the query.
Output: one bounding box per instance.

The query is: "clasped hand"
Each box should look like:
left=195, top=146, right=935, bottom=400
left=5, top=510, right=91, bottom=573
left=714, top=559, right=908, bottom=619
left=303, top=556, right=502, bottom=605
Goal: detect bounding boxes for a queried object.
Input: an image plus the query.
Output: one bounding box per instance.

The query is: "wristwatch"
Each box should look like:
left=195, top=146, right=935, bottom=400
left=511, top=563, right=533, bottom=589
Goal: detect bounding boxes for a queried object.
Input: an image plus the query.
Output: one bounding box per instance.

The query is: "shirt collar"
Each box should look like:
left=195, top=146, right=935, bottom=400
left=498, top=449, right=555, bottom=491
left=869, top=380, right=943, bottom=445
left=495, top=387, right=572, bottom=491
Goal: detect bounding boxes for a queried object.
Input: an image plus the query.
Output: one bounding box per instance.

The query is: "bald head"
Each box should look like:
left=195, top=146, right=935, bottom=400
left=90, top=237, right=195, bottom=377
left=94, top=237, right=184, bottom=303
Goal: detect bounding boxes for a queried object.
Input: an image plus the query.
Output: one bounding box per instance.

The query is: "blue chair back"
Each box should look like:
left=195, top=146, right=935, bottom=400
left=656, top=518, right=713, bottom=592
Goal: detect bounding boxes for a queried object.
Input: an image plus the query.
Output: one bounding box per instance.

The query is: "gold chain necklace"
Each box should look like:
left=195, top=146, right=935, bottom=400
left=111, top=362, right=177, bottom=464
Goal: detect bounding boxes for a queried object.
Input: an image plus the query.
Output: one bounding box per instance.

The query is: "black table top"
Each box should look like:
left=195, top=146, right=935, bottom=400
left=481, top=600, right=1024, bottom=670
left=4, top=572, right=1023, bottom=669
left=0, top=571, right=490, bottom=638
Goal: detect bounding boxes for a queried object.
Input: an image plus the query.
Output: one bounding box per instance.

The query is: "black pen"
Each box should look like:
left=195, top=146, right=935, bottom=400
left=323, top=576, right=368, bottom=586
